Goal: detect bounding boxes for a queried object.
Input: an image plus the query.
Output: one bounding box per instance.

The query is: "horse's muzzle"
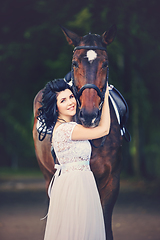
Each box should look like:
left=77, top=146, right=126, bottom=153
left=78, top=107, right=101, bottom=127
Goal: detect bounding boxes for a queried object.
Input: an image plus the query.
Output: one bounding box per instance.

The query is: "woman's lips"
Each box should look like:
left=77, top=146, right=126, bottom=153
left=68, top=105, right=75, bottom=111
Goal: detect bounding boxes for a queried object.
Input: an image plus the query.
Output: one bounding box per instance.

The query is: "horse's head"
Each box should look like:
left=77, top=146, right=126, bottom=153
left=61, top=25, right=117, bottom=127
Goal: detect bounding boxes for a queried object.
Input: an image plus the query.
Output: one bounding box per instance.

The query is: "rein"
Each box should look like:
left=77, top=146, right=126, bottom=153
left=72, top=45, right=109, bottom=148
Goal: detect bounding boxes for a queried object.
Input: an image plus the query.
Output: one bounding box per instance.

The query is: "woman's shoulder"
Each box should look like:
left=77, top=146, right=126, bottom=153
left=59, top=122, right=77, bottom=133
left=53, top=122, right=77, bottom=140
left=57, top=121, right=77, bottom=130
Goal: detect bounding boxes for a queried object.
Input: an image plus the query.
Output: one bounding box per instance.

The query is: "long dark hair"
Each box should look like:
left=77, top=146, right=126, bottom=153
left=37, top=78, right=75, bottom=142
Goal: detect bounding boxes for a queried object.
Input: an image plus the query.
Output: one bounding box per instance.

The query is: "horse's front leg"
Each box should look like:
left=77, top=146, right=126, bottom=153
left=100, top=174, right=120, bottom=240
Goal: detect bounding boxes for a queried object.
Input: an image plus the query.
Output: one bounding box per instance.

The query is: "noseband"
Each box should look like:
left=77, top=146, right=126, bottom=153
left=71, top=45, right=109, bottom=110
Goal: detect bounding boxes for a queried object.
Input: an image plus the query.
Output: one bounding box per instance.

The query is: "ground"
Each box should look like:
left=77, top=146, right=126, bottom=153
left=0, top=174, right=160, bottom=240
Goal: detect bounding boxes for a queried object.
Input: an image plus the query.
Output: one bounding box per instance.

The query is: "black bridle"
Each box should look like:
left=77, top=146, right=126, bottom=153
left=71, top=45, right=109, bottom=110
left=71, top=45, right=109, bottom=148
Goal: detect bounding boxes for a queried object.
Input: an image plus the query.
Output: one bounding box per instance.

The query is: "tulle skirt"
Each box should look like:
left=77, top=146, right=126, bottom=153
left=44, top=170, right=106, bottom=240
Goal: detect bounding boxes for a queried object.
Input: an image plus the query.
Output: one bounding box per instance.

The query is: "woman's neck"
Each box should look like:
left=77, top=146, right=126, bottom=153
left=57, top=118, right=67, bottom=123
left=57, top=115, right=73, bottom=123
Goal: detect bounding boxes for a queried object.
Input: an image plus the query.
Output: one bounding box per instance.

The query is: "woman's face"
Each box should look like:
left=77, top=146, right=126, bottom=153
left=56, top=89, right=77, bottom=122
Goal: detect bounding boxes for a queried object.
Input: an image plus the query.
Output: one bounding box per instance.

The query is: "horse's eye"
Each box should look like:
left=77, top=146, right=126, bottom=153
left=102, top=61, right=108, bottom=69
left=72, top=61, right=79, bottom=68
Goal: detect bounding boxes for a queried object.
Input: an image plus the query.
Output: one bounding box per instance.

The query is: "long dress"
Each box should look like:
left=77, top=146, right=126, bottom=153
left=44, top=122, right=106, bottom=240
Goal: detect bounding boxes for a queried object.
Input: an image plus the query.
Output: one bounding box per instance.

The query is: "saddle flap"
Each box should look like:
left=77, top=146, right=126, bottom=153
left=109, top=85, right=131, bottom=142
left=109, top=85, right=129, bottom=127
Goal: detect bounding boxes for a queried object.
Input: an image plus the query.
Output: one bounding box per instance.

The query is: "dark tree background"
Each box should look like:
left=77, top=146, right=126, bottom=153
left=0, top=0, right=160, bottom=178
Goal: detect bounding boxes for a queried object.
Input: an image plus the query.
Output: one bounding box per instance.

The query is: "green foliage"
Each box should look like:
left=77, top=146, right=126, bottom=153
left=0, top=0, right=160, bottom=178
left=68, top=7, right=92, bottom=33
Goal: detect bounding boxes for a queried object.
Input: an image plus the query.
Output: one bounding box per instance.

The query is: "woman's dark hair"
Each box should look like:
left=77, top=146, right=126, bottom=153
left=37, top=78, right=74, bottom=142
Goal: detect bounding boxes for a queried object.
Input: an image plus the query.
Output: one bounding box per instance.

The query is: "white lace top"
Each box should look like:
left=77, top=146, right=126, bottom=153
left=52, top=122, right=91, bottom=174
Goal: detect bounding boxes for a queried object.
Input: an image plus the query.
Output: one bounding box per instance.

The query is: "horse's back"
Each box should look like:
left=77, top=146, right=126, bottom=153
left=33, top=89, right=43, bottom=117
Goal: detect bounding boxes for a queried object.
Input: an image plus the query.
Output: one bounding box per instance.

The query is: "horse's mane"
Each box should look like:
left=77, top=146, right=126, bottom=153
left=82, top=34, right=104, bottom=47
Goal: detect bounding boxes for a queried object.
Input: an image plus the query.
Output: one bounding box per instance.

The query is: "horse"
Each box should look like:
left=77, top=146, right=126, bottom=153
left=33, top=25, right=123, bottom=240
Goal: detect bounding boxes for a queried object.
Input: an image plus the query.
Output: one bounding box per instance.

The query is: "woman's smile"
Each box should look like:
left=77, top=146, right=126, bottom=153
left=67, top=105, right=75, bottom=111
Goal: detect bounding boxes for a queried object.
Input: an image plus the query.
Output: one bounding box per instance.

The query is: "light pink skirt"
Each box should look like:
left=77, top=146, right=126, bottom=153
left=44, top=170, right=106, bottom=240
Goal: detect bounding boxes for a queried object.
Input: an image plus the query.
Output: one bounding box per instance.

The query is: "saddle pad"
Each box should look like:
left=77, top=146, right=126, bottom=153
left=36, top=118, right=52, bottom=134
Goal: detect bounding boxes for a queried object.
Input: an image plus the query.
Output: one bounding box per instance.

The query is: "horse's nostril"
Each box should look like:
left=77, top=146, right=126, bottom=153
left=79, top=110, right=84, bottom=119
left=97, top=109, right=101, bottom=118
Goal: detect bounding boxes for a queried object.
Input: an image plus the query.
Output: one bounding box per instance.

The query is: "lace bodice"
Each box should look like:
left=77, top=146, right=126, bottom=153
left=52, top=122, right=91, bottom=173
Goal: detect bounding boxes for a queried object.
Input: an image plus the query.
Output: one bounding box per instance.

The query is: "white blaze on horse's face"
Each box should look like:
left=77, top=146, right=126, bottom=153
left=86, top=50, right=97, bottom=63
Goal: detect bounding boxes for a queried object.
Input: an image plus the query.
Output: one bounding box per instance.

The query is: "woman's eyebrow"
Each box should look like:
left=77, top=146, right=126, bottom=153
left=60, top=97, right=66, bottom=101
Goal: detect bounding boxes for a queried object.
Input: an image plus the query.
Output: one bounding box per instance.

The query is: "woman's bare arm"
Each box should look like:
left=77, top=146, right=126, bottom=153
left=72, top=84, right=110, bottom=141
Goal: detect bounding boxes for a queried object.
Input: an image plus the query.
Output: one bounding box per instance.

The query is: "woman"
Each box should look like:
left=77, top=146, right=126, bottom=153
left=38, top=78, right=110, bottom=240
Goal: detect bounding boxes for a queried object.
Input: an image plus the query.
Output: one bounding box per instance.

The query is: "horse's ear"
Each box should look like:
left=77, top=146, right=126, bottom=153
left=60, top=25, right=81, bottom=47
left=102, top=24, right=117, bottom=45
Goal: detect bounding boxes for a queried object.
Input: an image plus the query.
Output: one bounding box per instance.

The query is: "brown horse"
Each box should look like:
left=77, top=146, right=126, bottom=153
left=33, top=25, right=123, bottom=240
